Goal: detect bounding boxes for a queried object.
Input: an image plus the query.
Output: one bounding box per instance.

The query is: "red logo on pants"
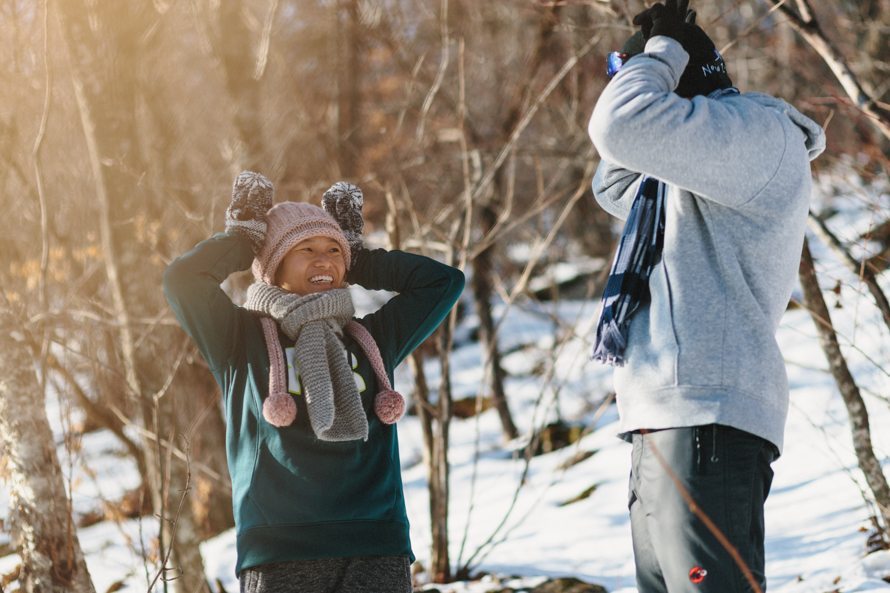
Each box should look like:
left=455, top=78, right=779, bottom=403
left=689, top=566, right=708, bottom=584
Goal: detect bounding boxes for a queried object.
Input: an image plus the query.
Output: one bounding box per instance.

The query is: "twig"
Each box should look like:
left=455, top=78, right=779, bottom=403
left=639, top=429, right=764, bottom=593
left=416, top=0, right=450, bottom=143
left=459, top=294, right=603, bottom=573
left=253, top=0, right=279, bottom=79
left=29, top=308, right=180, bottom=328
left=719, top=0, right=790, bottom=54
left=106, top=402, right=230, bottom=490
left=32, top=0, right=53, bottom=420
left=504, top=158, right=595, bottom=302
left=764, top=0, right=890, bottom=139
left=789, top=398, right=884, bottom=527
left=60, top=7, right=145, bottom=406
left=788, top=293, right=890, bottom=380
left=147, top=438, right=193, bottom=592
left=469, top=34, right=600, bottom=205
left=807, top=212, right=890, bottom=332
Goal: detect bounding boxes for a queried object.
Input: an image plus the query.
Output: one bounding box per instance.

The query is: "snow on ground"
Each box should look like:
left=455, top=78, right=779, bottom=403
left=3, top=173, right=890, bottom=592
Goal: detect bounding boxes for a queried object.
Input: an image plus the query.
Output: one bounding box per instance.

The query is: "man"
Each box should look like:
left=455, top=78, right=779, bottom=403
left=587, top=1, right=825, bottom=591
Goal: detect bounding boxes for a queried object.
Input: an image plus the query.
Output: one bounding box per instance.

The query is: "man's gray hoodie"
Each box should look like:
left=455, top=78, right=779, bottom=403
left=588, top=36, right=825, bottom=454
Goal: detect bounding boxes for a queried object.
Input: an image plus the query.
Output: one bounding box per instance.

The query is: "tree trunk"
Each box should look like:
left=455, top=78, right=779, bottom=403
left=409, top=349, right=452, bottom=581
left=392, top=188, right=451, bottom=581
left=799, top=239, right=890, bottom=531
left=215, top=0, right=266, bottom=172
left=429, top=327, right=454, bottom=583
left=466, top=5, right=563, bottom=443
left=471, top=200, right=519, bottom=442
left=0, top=312, right=96, bottom=593
left=137, top=46, right=235, bottom=540
left=56, top=4, right=211, bottom=590
left=180, top=362, right=235, bottom=540
left=336, top=0, right=362, bottom=177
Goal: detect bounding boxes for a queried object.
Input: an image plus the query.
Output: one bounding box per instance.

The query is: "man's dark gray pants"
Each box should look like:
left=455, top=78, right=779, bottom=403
left=629, top=425, right=778, bottom=593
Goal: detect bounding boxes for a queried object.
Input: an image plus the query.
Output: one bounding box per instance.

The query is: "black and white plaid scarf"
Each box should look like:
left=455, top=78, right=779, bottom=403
left=592, top=176, right=666, bottom=366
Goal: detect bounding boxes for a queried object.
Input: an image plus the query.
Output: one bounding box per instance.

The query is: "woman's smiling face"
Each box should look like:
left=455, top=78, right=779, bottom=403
left=274, top=236, right=347, bottom=295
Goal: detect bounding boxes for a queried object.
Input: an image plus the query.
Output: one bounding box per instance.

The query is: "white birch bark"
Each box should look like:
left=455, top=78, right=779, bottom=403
left=0, top=312, right=95, bottom=593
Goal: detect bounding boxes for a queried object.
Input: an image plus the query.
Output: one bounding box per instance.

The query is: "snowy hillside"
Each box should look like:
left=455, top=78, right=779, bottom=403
left=2, top=172, right=890, bottom=593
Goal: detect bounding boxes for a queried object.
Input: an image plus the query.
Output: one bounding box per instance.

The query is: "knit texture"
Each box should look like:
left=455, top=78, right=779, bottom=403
left=345, top=320, right=406, bottom=424
left=259, top=317, right=298, bottom=426
left=226, top=171, right=274, bottom=253
left=252, top=202, right=352, bottom=285
left=322, top=181, right=365, bottom=259
left=245, top=284, right=368, bottom=441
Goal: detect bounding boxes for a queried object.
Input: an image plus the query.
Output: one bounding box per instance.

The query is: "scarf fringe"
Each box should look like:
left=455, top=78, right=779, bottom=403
left=591, top=318, right=627, bottom=367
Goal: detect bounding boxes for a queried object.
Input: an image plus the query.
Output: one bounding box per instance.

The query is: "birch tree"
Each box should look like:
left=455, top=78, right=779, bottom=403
left=0, top=310, right=95, bottom=593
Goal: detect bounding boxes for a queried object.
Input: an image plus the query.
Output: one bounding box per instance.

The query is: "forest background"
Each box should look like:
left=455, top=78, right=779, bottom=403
left=0, top=0, right=888, bottom=592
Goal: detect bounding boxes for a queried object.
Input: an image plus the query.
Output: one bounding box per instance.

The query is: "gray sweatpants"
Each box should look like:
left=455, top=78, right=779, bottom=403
left=629, top=425, right=777, bottom=593
left=239, top=556, right=412, bottom=593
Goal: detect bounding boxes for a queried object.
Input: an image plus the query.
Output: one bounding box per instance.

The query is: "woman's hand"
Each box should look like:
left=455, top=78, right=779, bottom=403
left=225, top=171, right=274, bottom=253
left=322, top=181, right=364, bottom=265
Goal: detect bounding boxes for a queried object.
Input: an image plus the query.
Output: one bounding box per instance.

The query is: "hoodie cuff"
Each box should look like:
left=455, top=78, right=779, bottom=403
left=644, top=36, right=690, bottom=87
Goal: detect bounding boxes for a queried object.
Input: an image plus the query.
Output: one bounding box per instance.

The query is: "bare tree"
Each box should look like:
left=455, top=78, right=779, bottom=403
left=464, top=0, right=562, bottom=443
left=799, top=239, right=890, bottom=533
left=765, top=0, right=890, bottom=140
left=55, top=3, right=211, bottom=589
left=0, top=310, right=95, bottom=593
left=336, top=0, right=363, bottom=177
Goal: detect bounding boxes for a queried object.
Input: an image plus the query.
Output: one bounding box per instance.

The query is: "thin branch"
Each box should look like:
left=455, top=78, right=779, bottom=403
left=458, top=164, right=597, bottom=572
left=253, top=0, right=279, bottom=79
left=59, top=10, right=145, bottom=405
left=29, top=308, right=180, bottom=328
left=469, top=34, right=601, bottom=204
left=105, top=401, right=230, bottom=489
left=460, top=297, right=604, bottom=573
left=32, top=0, right=53, bottom=407
left=807, top=212, right=890, bottom=332
left=639, top=429, right=765, bottom=593
left=789, top=294, right=890, bottom=380
left=147, top=438, right=193, bottom=592
left=416, top=0, right=450, bottom=143
left=504, top=157, right=595, bottom=303
left=765, top=0, right=890, bottom=139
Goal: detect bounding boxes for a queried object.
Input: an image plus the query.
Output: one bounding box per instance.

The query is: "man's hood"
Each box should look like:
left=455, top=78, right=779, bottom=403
left=742, top=92, right=827, bottom=161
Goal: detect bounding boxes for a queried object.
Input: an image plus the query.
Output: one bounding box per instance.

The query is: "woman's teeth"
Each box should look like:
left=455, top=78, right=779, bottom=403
left=310, top=275, right=333, bottom=284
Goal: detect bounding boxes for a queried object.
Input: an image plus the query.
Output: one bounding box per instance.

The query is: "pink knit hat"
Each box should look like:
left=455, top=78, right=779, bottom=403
left=252, top=202, right=352, bottom=285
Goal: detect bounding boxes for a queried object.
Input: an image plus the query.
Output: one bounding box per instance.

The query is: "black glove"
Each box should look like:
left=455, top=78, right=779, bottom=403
left=226, top=171, right=274, bottom=253
left=633, top=0, right=695, bottom=44
left=322, top=181, right=364, bottom=260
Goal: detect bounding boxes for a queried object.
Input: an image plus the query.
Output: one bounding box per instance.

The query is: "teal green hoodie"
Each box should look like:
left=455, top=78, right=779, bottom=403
left=163, top=231, right=464, bottom=574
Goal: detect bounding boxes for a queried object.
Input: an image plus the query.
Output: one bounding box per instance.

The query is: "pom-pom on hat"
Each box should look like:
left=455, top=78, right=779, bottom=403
left=252, top=202, right=352, bottom=285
